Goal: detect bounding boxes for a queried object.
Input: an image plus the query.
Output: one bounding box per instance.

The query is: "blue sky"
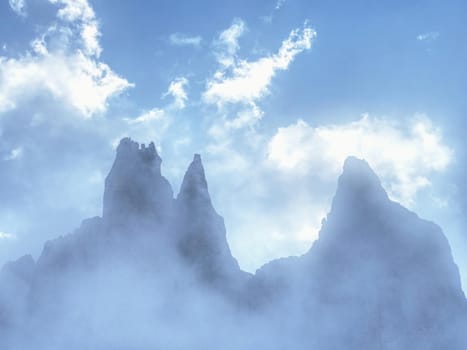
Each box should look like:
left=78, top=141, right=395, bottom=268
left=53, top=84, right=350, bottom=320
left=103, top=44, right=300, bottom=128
left=0, top=0, right=466, bottom=287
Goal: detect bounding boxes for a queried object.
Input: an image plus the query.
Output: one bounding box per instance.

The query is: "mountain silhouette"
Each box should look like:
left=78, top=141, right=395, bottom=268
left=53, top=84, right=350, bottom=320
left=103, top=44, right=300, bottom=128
left=0, top=140, right=465, bottom=349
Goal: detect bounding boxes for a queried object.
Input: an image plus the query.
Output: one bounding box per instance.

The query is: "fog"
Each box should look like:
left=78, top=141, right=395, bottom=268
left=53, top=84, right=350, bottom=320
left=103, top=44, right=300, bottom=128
left=0, top=138, right=465, bottom=349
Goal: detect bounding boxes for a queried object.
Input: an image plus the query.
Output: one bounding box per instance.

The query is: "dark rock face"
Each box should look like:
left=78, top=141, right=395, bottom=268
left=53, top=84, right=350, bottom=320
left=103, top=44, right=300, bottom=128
left=0, top=143, right=465, bottom=349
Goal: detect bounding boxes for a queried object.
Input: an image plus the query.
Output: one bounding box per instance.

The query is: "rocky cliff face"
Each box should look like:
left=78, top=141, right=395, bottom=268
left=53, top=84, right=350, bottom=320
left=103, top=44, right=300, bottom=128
left=0, top=141, right=465, bottom=350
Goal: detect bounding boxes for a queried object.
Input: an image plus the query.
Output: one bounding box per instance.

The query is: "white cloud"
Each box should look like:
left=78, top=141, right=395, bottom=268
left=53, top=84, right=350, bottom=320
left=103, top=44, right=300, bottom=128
left=204, top=24, right=316, bottom=106
left=275, top=0, right=286, bottom=10
left=9, top=0, right=26, bottom=17
left=51, top=0, right=94, bottom=21
left=417, top=31, right=439, bottom=42
left=163, top=77, right=189, bottom=110
left=214, top=19, right=246, bottom=68
left=49, top=0, right=101, bottom=56
left=0, top=53, right=132, bottom=117
left=0, top=231, right=16, bottom=240
left=3, top=147, right=23, bottom=161
left=81, top=22, right=101, bottom=57
left=169, top=33, right=202, bottom=48
left=261, top=0, right=286, bottom=23
left=125, top=108, right=165, bottom=125
left=0, top=0, right=132, bottom=118
left=31, top=37, right=48, bottom=56
left=201, top=20, right=315, bottom=143
left=267, top=115, right=453, bottom=206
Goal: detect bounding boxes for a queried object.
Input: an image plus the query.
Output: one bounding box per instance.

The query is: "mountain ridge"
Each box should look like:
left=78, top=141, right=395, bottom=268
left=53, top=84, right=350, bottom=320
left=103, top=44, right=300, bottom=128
left=0, top=138, right=465, bottom=349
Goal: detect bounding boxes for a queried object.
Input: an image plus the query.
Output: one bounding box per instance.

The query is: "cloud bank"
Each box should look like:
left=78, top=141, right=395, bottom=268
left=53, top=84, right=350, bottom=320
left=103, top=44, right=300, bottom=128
left=0, top=0, right=132, bottom=118
left=267, top=115, right=452, bottom=206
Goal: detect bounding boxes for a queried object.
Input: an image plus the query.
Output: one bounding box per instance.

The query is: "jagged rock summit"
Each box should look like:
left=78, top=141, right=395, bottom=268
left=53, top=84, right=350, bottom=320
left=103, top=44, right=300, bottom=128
left=96, top=138, right=244, bottom=283
left=103, top=137, right=173, bottom=230
left=178, top=154, right=209, bottom=201
left=0, top=143, right=465, bottom=350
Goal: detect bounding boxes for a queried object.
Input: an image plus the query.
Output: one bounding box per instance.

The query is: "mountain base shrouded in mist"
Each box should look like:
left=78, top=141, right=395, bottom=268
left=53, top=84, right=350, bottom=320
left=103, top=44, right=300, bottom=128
left=0, top=138, right=465, bottom=349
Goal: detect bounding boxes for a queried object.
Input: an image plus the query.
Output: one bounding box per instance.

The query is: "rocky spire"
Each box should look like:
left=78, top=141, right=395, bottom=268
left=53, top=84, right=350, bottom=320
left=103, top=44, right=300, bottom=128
left=174, top=154, right=247, bottom=287
left=103, top=138, right=173, bottom=231
left=178, top=153, right=210, bottom=205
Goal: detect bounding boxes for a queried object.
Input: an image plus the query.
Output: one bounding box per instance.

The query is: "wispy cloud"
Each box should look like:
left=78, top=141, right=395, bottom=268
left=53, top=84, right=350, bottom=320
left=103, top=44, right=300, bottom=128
left=50, top=0, right=102, bottom=57
left=8, top=0, right=27, bottom=16
left=0, top=231, right=16, bottom=240
left=275, top=0, right=286, bottom=10
left=163, top=77, right=189, bottom=110
left=261, top=0, right=287, bottom=23
left=125, top=108, right=165, bottom=125
left=203, top=20, right=315, bottom=147
left=214, top=18, right=246, bottom=68
left=3, top=147, right=23, bottom=161
left=204, top=23, right=316, bottom=106
left=169, top=33, right=202, bottom=48
left=417, top=31, right=439, bottom=42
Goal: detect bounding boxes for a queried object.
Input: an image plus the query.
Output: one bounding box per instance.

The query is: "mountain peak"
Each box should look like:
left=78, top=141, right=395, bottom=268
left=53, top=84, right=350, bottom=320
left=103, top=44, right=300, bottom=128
left=116, top=137, right=161, bottom=167
left=193, top=153, right=201, bottom=163
left=178, top=153, right=209, bottom=202
left=332, top=156, right=388, bottom=210
left=103, top=138, right=173, bottom=229
left=341, top=156, right=379, bottom=184
left=174, top=153, right=246, bottom=287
